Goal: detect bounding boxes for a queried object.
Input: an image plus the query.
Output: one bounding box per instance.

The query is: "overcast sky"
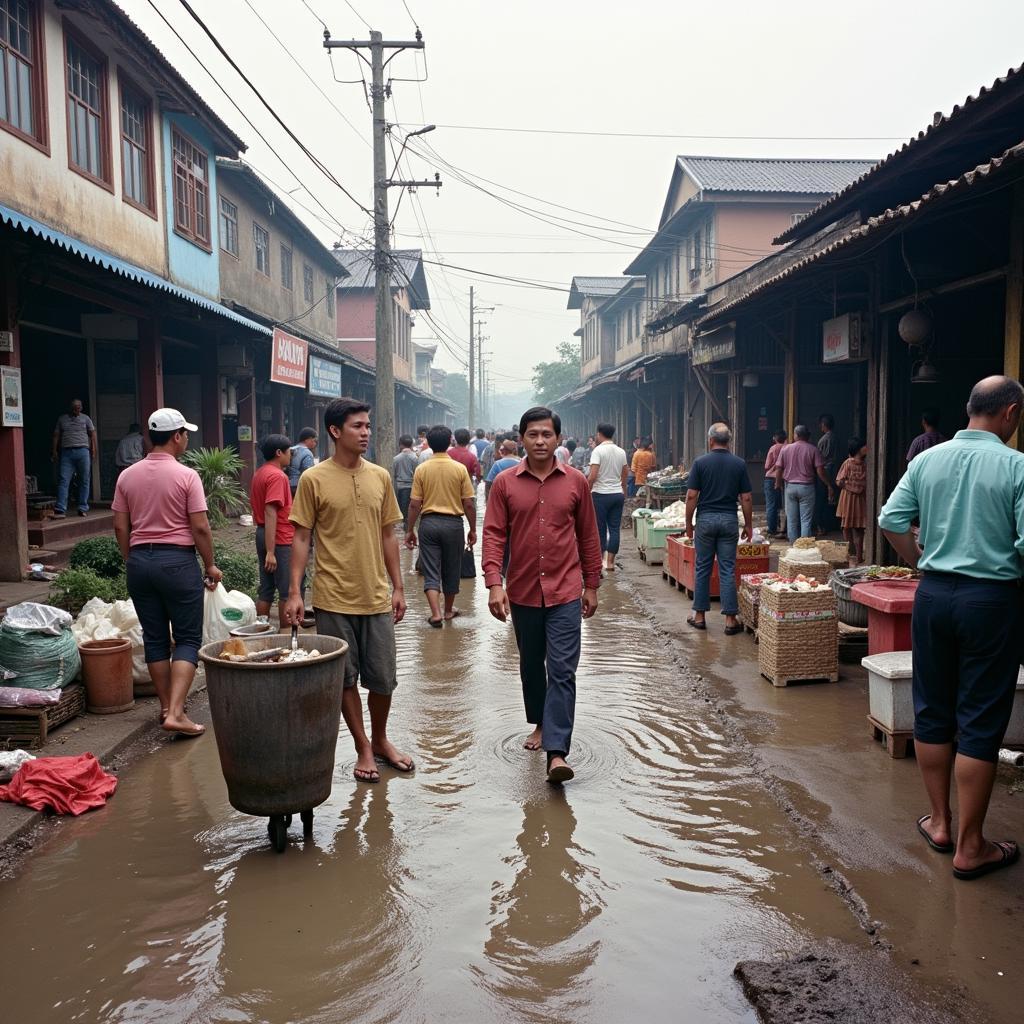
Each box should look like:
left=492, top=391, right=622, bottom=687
left=121, top=0, right=1024, bottom=397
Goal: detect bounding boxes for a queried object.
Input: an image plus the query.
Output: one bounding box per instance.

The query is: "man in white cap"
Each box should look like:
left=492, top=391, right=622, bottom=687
left=112, top=409, right=222, bottom=737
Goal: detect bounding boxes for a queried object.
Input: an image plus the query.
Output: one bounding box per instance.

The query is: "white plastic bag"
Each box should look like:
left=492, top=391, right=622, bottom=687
left=202, top=584, right=257, bottom=644
left=72, top=598, right=149, bottom=683
left=3, top=602, right=73, bottom=635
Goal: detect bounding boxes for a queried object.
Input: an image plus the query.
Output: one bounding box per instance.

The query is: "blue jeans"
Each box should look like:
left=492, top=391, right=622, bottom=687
left=56, top=447, right=91, bottom=513
left=592, top=491, right=625, bottom=554
left=694, top=512, right=739, bottom=615
left=627, top=473, right=637, bottom=497
left=510, top=599, right=582, bottom=755
left=764, top=477, right=780, bottom=535
left=785, top=482, right=815, bottom=542
left=126, top=545, right=204, bottom=665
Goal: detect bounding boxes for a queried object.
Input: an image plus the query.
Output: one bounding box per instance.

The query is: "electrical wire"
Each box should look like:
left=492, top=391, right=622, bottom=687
left=341, top=0, right=372, bottom=31
left=172, top=0, right=370, bottom=215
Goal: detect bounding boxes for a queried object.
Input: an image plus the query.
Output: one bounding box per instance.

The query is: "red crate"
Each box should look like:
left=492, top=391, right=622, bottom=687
left=677, top=541, right=770, bottom=597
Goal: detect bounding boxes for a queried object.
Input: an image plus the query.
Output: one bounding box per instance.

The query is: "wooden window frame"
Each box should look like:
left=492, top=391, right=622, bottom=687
left=325, top=275, right=335, bottom=318
left=63, top=19, right=112, bottom=191
left=218, top=195, right=238, bottom=258
left=302, top=262, right=314, bottom=304
left=253, top=220, right=270, bottom=277
left=116, top=70, right=156, bottom=218
left=171, top=124, right=211, bottom=251
left=0, top=0, right=48, bottom=153
left=280, top=243, right=293, bottom=290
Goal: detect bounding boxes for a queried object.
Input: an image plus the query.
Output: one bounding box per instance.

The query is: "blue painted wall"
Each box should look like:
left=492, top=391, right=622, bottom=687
left=162, top=113, right=221, bottom=300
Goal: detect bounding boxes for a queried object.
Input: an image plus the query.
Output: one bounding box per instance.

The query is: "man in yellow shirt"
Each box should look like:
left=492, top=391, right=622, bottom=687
left=284, top=398, right=411, bottom=784
left=405, top=425, right=477, bottom=626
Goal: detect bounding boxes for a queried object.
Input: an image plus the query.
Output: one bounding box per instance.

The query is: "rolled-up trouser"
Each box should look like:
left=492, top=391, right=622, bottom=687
left=418, top=513, right=465, bottom=595
left=911, top=572, right=1023, bottom=762
left=255, top=525, right=301, bottom=605
left=510, top=599, right=582, bottom=755
left=694, top=511, right=739, bottom=615
left=126, top=544, right=204, bottom=665
left=592, top=491, right=625, bottom=554
left=785, top=482, right=815, bottom=542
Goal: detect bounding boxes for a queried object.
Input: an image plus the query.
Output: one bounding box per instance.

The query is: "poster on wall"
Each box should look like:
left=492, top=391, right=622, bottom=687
left=1, top=366, right=23, bottom=427
left=237, top=425, right=253, bottom=442
left=309, top=355, right=342, bottom=398
left=270, top=327, right=309, bottom=388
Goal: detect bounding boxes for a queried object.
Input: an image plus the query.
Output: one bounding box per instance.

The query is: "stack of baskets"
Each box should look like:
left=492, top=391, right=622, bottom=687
left=758, top=581, right=839, bottom=687
left=738, top=573, right=783, bottom=634
left=778, top=541, right=832, bottom=584
left=818, top=539, right=851, bottom=570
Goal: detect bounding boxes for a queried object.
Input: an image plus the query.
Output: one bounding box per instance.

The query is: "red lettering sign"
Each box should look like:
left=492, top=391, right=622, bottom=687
left=270, top=327, right=309, bottom=388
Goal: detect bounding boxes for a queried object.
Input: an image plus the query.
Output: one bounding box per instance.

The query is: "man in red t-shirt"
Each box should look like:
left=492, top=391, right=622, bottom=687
left=448, top=427, right=481, bottom=485
left=250, top=434, right=302, bottom=618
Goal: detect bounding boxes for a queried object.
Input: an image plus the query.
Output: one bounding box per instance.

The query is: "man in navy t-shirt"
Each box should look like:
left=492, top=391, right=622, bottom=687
left=684, top=422, right=753, bottom=634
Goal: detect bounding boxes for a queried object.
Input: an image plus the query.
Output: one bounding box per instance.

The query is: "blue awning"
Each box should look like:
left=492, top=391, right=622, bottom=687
left=0, top=203, right=271, bottom=335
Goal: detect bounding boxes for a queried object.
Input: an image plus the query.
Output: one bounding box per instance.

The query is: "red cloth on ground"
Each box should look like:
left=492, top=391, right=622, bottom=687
left=0, top=753, right=117, bottom=815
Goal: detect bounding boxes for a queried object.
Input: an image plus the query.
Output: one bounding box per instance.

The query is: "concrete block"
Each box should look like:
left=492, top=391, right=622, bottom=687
left=862, top=651, right=913, bottom=733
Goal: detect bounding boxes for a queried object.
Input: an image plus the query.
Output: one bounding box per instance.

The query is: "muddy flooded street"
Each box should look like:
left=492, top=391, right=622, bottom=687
left=0, top=549, right=943, bottom=1023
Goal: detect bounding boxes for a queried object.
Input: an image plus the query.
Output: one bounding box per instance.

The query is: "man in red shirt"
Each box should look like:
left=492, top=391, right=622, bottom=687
left=448, top=427, right=481, bottom=485
left=250, top=434, right=302, bottom=620
left=482, top=406, right=602, bottom=784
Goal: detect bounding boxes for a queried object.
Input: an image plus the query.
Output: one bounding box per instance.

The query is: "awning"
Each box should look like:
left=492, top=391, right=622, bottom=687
left=0, top=203, right=271, bottom=335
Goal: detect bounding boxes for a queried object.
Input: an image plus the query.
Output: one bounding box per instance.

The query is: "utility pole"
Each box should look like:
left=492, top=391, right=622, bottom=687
left=324, top=28, right=440, bottom=464
left=468, top=286, right=475, bottom=429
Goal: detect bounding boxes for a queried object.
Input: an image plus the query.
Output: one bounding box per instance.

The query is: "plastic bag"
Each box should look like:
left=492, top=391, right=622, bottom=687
left=0, top=686, right=60, bottom=707
left=0, top=621, right=80, bottom=689
left=203, top=584, right=257, bottom=644
left=72, top=599, right=149, bottom=684
left=2, top=602, right=73, bottom=635
left=0, top=749, right=35, bottom=778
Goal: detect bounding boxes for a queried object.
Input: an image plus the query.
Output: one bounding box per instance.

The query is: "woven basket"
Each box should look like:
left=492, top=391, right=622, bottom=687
left=818, top=539, right=851, bottom=567
left=758, top=585, right=838, bottom=683
left=739, top=587, right=759, bottom=630
left=778, top=556, right=831, bottom=584
left=760, top=584, right=836, bottom=615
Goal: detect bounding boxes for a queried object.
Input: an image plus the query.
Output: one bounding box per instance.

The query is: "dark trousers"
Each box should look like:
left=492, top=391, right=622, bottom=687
left=592, top=491, right=625, bottom=555
left=510, top=599, right=582, bottom=755
left=126, top=545, right=204, bottom=665
left=255, top=525, right=302, bottom=605
left=911, top=573, right=1022, bottom=762
left=396, top=487, right=412, bottom=522
left=419, top=513, right=465, bottom=594
left=763, top=477, right=780, bottom=535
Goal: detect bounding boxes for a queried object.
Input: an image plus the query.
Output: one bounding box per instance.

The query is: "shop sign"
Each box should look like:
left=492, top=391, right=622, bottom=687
left=308, top=355, right=342, bottom=398
left=270, top=327, right=308, bottom=388
left=237, top=425, right=253, bottom=442
left=692, top=323, right=736, bottom=365
left=1, top=365, right=23, bottom=427
left=0, top=330, right=14, bottom=353
left=822, top=313, right=865, bottom=364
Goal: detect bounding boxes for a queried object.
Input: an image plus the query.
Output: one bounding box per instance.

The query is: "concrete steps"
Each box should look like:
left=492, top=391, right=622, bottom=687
left=27, top=509, right=115, bottom=549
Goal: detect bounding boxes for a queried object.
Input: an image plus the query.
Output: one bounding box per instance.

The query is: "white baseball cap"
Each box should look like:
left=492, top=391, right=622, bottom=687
left=148, top=408, right=198, bottom=432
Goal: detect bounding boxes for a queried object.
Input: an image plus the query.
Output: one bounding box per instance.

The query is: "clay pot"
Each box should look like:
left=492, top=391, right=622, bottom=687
left=79, top=638, right=135, bottom=714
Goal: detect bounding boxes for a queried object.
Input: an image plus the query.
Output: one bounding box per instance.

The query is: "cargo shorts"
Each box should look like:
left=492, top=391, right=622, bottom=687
left=314, top=609, right=398, bottom=696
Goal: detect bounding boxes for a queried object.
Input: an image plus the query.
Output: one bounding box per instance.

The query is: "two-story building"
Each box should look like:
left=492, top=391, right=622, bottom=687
left=0, top=0, right=273, bottom=579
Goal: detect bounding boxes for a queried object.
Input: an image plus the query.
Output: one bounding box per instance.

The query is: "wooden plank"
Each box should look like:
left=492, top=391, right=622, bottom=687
left=1005, top=181, right=1024, bottom=449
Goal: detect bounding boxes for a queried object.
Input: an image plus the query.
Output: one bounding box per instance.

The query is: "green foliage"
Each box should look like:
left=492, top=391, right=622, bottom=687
left=181, top=446, right=248, bottom=527
left=213, top=544, right=259, bottom=599
left=48, top=568, right=128, bottom=616
left=442, top=372, right=470, bottom=427
left=531, top=340, right=581, bottom=407
left=68, top=536, right=124, bottom=579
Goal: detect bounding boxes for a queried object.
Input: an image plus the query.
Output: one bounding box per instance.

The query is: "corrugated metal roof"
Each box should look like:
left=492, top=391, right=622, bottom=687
left=566, top=275, right=642, bottom=309
left=774, top=63, right=1024, bottom=244
left=0, top=203, right=270, bottom=334
left=679, top=156, right=877, bottom=195
left=333, top=248, right=430, bottom=309
left=697, top=142, right=1024, bottom=327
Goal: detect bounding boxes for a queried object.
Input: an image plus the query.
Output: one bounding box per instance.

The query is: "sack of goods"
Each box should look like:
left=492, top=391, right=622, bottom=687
left=203, top=584, right=257, bottom=644
left=0, top=602, right=80, bottom=690
left=757, top=579, right=839, bottom=687
left=779, top=543, right=831, bottom=584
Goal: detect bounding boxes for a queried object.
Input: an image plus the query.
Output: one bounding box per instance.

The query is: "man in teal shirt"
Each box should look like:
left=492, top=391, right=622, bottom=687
left=879, top=375, right=1024, bottom=882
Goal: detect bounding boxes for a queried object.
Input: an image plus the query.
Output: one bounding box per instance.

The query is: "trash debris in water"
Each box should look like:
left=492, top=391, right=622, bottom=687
left=216, top=638, right=321, bottom=663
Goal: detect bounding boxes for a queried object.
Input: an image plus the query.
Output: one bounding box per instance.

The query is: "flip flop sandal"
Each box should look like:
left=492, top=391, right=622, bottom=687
left=547, top=762, right=575, bottom=784
left=426, top=617, right=443, bottom=628
left=687, top=617, right=707, bottom=630
left=163, top=722, right=205, bottom=738
left=724, top=625, right=744, bottom=636
left=953, top=840, right=1019, bottom=880
left=917, top=814, right=955, bottom=854
left=374, top=753, right=416, bottom=772
left=444, top=610, right=461, bottom=620
left=353, top=767, right=381, bottom=784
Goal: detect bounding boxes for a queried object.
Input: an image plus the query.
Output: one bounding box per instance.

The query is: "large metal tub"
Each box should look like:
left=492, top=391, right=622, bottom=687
left=198, top=633, right=348, bottom=851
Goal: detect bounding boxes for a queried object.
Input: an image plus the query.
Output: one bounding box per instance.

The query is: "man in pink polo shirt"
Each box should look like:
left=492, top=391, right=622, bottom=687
left=112, top=408, right=222, bottom=738
left=774, top=424, right=834, bottom=542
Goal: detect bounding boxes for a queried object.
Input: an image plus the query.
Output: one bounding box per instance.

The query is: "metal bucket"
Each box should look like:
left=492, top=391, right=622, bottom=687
left=198, top=634, right=348, bottom=821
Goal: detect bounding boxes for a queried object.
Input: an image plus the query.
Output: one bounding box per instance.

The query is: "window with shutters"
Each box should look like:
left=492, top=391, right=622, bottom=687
left=253, top=222, right=270, bottom=276
left=171, top=127, right=210, bottom=249
left=280, top=244, right=293, bottom=289
left=0, top=0, right=46, bottom=150
left=303, top=263, right=314, bottom=304
left=326, top=277, right=335, bottom=318
left=118, top=74, right=154, bottom=215
left=65, top=28, right=111, bottom=187
left=218, top=197, right=238, bottom=257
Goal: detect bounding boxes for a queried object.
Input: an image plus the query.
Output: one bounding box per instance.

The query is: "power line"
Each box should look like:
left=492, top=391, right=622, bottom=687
left=172, top=0, right=370, bottom=214
left=341, top=0, right=372, bottom=31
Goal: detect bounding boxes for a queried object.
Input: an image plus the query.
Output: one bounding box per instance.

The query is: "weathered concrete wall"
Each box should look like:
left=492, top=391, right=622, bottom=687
left=337, top=291, right=375, bottom=339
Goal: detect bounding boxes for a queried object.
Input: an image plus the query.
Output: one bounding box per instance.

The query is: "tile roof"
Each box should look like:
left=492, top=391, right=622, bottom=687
left=567, top=275, right=641, bottom=309
left=333, top=248, right=430, bottom=309
left=697, top=142, right=1024, bottom=327
left=677, top=156, right=877, bottom=195
left=775, top=63, right=1024, bottom=244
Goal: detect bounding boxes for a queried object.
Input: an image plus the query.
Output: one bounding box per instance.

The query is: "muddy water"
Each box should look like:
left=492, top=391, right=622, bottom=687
left=0, top=549, right=870, bottom=1023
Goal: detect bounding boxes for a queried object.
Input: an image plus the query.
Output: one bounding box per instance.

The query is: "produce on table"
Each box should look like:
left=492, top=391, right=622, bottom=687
left=864, top=566, right=916, bottom=579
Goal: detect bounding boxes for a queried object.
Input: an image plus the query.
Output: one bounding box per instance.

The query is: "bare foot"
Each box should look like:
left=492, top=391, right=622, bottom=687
left=444, top=609, right=461, bottom=620
left=354, top=747, right=381, bottom=782
left=953, top=839, right=1018, bottom=874
left=523, top=727, right=543, bottom=751
left=372, top=738, right=415, bottom=771
left=546, top=754, right=574, bottom=784
left=919, top=813, right=953, bottom=849
left=162, top=713, right=205, bottom=737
